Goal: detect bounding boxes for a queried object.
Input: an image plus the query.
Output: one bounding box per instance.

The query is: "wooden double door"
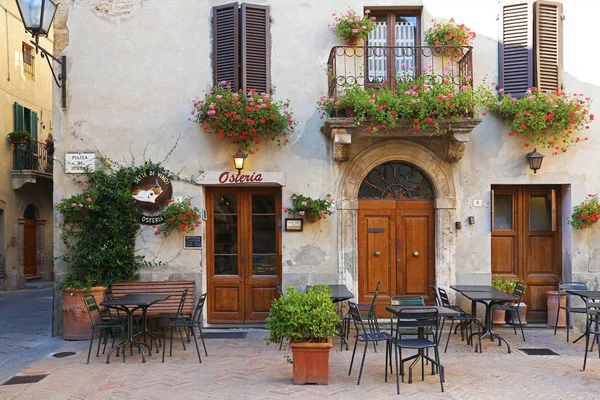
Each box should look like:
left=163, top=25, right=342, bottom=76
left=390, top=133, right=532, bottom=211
left=491, top=185, right=562, bottom=322
left=206, top=187, right=281, bottom=323
left=358, top=200, right=435, bottom=318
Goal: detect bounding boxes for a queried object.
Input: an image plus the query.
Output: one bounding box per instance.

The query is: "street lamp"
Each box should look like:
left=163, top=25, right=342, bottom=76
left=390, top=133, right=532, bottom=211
left=526, top=148, right=544, bottom=173
left=233, top=151, right=247, bottom=174
left=15, top=0, right=67, bottom=108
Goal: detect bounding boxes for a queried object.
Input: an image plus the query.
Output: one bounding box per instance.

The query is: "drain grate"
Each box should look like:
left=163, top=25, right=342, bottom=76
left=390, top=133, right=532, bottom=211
left=203, top=331, right=247, bottom=339
left=2, top=375, right=48, bottom=385
left=519, top=348, right=559, bottom=356
left=53, top=352, right=76, bottom=358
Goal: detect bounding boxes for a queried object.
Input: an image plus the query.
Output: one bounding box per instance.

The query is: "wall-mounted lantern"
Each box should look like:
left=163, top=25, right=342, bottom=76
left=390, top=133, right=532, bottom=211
left=526, top=148, right=545, bottom=173
left=233, top=151, right=247, bottom=174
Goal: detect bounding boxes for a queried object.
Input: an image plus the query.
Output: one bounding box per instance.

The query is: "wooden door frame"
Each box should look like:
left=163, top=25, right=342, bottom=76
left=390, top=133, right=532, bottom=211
left=206, top=187, right=282, bottom=324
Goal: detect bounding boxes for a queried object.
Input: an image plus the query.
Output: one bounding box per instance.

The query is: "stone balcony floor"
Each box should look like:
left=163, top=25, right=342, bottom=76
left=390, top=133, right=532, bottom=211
left=0, top=325, right=598, bottom=399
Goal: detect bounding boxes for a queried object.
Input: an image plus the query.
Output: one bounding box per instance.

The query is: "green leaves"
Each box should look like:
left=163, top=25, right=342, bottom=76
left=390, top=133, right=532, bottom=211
left=569, top=194, right=600, bottom=229
left=265, top=286, right=341, bottom=344
left=285, top=194, right=335, bottom=219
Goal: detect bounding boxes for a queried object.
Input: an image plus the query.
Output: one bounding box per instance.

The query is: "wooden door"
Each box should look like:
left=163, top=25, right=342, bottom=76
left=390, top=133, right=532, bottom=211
left=24, top=219, right=37, bottom=276
left=491, top=185, right=561, bottom=322
left=358, top=200, right=435, bottom=317
left=207, top=188, right=281, bottom=323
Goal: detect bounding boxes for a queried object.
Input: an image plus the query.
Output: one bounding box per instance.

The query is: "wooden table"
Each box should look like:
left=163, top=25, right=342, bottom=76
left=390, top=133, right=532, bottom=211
left=457, top=291, right=516, bottom=353
left=101, top=293, right=171, bottom=364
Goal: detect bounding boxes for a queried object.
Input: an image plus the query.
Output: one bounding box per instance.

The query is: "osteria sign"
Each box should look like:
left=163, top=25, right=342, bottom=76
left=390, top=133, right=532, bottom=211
left=195, top=171, right=285, bottom=186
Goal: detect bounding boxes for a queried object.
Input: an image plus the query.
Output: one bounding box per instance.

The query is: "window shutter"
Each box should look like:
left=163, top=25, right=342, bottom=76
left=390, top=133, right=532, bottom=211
left=13, top=102, right=25, bottom=131
left=241, top=4, right=270, bottom=94
left=213, top=3, right=239, bottom=92
left=535, top=0, right=562, bottom=91
left=499, top=1, right=533, bottom=98
left=30, top=110, right=38, bottom=141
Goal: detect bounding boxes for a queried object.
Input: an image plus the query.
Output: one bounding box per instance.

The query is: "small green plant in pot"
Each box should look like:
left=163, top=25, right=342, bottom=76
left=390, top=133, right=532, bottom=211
left=266, top=286, right=340, bottom=385
left=7, top=130, right=31, bottom=144
left=491, top=276, right=521, bottom=324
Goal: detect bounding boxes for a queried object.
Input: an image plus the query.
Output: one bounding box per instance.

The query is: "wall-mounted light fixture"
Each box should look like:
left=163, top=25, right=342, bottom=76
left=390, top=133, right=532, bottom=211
left=15, top=0, right=67, bottom=108
left=233, top=150, right=247, bottom=174
left=526, top=148, right=545, bottom=173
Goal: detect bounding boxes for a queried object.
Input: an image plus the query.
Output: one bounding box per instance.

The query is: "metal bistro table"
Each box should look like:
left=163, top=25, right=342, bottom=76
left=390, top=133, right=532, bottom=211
left=101, top=293, right=171, bottom=364
left=456, top=290, right=516, bottom=353
left=565, top=290, right=600, bottom=343
left=450, top=285, right=503, bottom=317
left=307, top=284, right=354, bottom=348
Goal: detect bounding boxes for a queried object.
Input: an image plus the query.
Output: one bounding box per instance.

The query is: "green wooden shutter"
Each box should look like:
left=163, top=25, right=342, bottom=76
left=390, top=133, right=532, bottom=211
left=13, top=102, right=25, bottom=131
left=535, top=0, right=563, bottom=91
left=30, top=110, right=38, bottom=141
left=213, top=3, right=240, bottom=91
left=499, top=1, right=533, bottom=98
left=241, top=4, right=270, bottom=94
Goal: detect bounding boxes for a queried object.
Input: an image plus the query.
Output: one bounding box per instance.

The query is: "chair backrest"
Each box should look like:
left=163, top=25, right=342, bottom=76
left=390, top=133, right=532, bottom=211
left=558, top=281, right=587, bottom=294
left=84, top=294, right=101, bottom=326
left=430, top=283, right=441, bottom=306
left=512, top=282, right=526, bottom=302
left=587, top=300, right=600, bottom=319
left=348, top=301, right=369, bottom=336
left=437, top=288, right=452, bottom=308
left=191, top=293, right=207, bottom=324
left=394, top=308, right=439, bottom=340
left=367, top=281, right=381, bottom=313
left=174, top=289, right=189, bottom=319
left=103, top=288, right=120, bottom=318
left=390, top=295, right=425, bottom=307
left=275, top=282, right=283, bottom=297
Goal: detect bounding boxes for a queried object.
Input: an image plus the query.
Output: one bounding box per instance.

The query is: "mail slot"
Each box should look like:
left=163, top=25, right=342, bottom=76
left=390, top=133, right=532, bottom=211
left=368, top=228, right=385, bottom=233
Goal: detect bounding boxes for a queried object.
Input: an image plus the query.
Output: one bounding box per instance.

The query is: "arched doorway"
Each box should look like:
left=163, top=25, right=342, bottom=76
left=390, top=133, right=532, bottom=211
left=358, top=162, right=435, bottom=316
left=23, top=205, right=37, bottom=277
left=337, top=140, right=457, bottom=317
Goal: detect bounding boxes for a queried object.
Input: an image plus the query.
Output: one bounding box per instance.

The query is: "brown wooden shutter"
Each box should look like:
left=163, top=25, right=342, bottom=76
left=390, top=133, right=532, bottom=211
left=535, top=0, right=562, bottom=91
left=213, top=3, right=239, bottom=91
left=241, top=4, right=270, bottom=94
left=499, top=1, right=533, bottom=98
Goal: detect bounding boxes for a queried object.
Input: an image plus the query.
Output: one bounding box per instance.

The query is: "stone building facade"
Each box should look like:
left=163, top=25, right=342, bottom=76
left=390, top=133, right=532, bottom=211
left=51, top=0, right=600, bottom=333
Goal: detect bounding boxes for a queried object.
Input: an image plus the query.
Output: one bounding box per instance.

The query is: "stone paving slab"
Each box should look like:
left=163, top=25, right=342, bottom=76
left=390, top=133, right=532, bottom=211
left=0, top=327, right=599, bottom=399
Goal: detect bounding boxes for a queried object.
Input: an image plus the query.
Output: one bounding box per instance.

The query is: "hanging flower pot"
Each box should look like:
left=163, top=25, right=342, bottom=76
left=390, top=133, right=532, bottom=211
left=7, top=130, right=31, bottom=145
left=306, top=215, right=319, bottom=223
left=283, top=194, right=336, bottom=222
left=345, top=37, right=360, bottom=46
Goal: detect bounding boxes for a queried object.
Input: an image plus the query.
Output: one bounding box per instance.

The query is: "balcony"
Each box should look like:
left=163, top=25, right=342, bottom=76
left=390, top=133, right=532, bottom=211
left=322, top=45, right=481, bottom=162
left=11, top=139, right=53, bottom=190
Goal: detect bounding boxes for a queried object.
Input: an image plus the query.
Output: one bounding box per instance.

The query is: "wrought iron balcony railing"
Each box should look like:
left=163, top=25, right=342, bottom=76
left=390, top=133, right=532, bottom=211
left=327, top=45, right=473, bottom=116
left=12, top=139, right=53, bottom=174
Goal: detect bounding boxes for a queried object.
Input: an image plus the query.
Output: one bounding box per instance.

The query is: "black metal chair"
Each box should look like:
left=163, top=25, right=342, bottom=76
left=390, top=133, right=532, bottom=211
left=491, top=281, right=526, bottom=341
left=437, top=287, right=481, bottom=351
left=583, top=300, right=600, bottom=371
left=391, top=308, right=444, bottom=394
left=554, top=281, right=588, bottom=342
left=389, top=295, right=425, bottom=339
left=162, top=293, right=207, bottom=363
left=84, top=294, right=126, bottom=364
left=347, top=302, right=392, bottom=385
left=341, top=281, right=381, bottom=351
left=153, top=288, right=189, bottom=350
left=430, top=283, right=441, bottom=306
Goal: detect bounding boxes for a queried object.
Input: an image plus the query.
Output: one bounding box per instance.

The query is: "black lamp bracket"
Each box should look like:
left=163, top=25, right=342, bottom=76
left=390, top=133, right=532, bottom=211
left=30, top=36, right=67, bottom=108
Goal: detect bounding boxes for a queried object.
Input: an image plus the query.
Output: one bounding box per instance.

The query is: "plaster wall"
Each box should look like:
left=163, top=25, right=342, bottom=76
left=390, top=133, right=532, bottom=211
left=0, top=0, right=54, bottom=290
left=52, top=0, right=600, bottom=332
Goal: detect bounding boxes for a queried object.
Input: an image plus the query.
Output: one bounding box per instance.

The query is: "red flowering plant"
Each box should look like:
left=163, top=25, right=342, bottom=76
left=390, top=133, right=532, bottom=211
left=155, top=198, right=201, bottom=237
left=424, top=18, right=476, bottom=56
left=191, top=82, right=295, bottom=154
left=485, top=87, right=593, bottom=154
left=318, top=64, right=489, bottom=133
left=569, top=194, right=600, bottom=230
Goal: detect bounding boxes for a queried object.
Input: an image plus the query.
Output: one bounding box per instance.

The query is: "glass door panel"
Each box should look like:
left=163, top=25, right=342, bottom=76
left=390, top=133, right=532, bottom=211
left=213, top=195, right=239, bottom=275
left=251, top=194, right=277, bottom=276
left=529, top=192, right=552, bottom=230
left=494, top=193, right=513, bottom=229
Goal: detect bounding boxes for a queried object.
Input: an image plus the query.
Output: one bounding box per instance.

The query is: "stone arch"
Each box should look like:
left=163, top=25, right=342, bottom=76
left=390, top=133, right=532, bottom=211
left=20, top=203, right=41, bottom=220
left=337, top=140, right=457, bottom=296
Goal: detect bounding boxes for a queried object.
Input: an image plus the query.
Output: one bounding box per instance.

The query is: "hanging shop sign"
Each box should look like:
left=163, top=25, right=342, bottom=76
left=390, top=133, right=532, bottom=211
left=131, top=168, right=173, bottom=225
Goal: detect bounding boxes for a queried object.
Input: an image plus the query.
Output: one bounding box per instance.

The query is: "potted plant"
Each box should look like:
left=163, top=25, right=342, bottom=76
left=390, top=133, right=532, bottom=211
left=329, top=9, right=376, bottom=45
left=424, top=18, right=476, bottom=57
left=266, top=286, right=340, bottom=385
left=44, top=134, right=54, bottom=154
left=7, top=130, right=31, bottom=145
left=569, top=194, right=600, bottom=229
left=485, top=87, right=593, bottom=154
left=191, top=82, right=295, bottom=154
left=491, top=277, right=519, bottom=324
left=154, top=198, right=202, bottom=237
left=284, top=193, right=335, bottom=222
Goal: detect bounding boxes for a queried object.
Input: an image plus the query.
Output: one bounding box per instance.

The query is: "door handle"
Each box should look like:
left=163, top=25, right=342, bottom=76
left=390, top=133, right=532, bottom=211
left=413, top=251, right=419, bottom=257
left=239, top=279, right=243, bottom=283
left=374, top=250, right=380, bottom=257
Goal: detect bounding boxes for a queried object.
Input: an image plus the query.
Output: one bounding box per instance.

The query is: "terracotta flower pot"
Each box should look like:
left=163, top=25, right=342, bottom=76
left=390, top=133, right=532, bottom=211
left=345, top=37, right=360, bottom=46
left=289, top=338, right=333, bottom=385
left=62, top=286, right=106, bottom=340
left=492, top=309, right=506, bottom=325
left=306, top=214, right=319, bottom=223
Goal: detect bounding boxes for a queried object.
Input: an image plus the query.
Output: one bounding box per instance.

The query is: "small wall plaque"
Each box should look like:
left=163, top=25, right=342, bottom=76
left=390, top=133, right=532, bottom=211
left=285, top=218, right=303, bottom=232
left=202, top=208, right=208, bottom=221
left=183, top=235, right=202, bottom=250
left=65, top=153, right=96, bottom=173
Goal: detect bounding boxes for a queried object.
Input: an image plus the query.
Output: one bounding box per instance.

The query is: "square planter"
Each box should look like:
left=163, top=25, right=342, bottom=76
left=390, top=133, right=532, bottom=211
left=289, top=338, right=333, bottom=385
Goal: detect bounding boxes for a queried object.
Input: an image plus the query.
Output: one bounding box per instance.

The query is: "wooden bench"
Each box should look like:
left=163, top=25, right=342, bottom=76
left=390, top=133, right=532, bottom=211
left=110, top=281, right=195, bottom=317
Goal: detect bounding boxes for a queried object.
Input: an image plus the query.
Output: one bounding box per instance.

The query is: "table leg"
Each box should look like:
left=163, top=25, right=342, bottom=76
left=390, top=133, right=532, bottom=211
left=131, top=307, right=161, bottom=354
left=473, top=301, right=511, bottom=354
left=106, top=307, right=148, bottom=364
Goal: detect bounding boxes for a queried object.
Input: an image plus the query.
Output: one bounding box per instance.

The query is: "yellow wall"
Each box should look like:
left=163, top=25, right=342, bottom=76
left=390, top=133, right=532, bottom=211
left=0, top=0, right=54, bottom=289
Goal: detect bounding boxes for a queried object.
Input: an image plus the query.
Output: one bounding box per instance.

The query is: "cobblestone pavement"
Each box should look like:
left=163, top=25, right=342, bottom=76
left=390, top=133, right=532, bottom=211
left=0, top=325, right=599, bottom=399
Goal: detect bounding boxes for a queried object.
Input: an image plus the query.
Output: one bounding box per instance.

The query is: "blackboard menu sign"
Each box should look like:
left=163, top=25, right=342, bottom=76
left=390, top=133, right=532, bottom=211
left=183, top=235, right=202, bottom=250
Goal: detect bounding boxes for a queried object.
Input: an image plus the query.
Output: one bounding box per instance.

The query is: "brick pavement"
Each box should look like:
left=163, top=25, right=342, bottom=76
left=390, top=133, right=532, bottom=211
left=0, top=327, right=599, bottom=400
